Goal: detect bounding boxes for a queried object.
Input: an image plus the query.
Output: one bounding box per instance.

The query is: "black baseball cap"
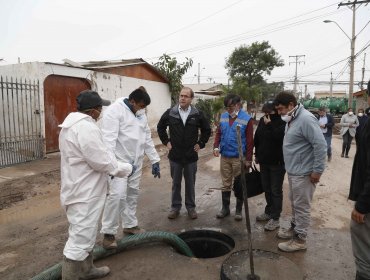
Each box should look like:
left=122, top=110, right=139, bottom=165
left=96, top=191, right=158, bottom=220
left=76, top=90, right=110, bottom=111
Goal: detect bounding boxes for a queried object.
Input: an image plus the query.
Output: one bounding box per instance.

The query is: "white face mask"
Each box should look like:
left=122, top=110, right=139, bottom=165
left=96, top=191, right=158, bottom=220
left=358, top=113, right=364, bottom=117
left=281, top=115, right=292, bottom=122
left=348, top=111, right=354, bottom=116
left=135, top=109, right=146, bottom=117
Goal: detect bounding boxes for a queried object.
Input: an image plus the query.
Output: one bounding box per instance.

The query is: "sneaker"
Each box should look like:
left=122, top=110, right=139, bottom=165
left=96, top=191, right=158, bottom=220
left=102, top=234, right=117, bottom=249
left=345, top=155, right=349, bottom=158
left=277, top=227, right=294, bottom=239
left=188, top=209, right=198, bottom=219
left=256, top=213, right=271, bottom=222
left=234, top=213, right=242, bottom=221
left=328, top=155, right=332, bottom=162
left=123, top=226, right=146, bottom=235
left=168, top=210, right=180, bottom=219
left=264, top=219, right=280, bottom=231
left=278, top=237, right=307, bottom=252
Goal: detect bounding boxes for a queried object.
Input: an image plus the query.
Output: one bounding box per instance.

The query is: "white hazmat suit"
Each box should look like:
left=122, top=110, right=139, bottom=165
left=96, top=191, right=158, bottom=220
left=100, top=97, right=160, bottom=234
left=59, top=112, right=132, bottom=261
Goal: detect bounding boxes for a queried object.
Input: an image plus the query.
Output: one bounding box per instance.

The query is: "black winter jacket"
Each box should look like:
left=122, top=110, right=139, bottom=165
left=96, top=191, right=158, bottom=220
left=254, top=114, right=285, bottom=165
left=349, top=118, right=370, bottom=214
left=157, top=105, right=211, bottom=163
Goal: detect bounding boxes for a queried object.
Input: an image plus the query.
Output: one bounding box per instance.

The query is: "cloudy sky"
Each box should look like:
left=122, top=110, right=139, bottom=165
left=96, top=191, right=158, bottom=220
left=1, top=0, right=369, bottom=95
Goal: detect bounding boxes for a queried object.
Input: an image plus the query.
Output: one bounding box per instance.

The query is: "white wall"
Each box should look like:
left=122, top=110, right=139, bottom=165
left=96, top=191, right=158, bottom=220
left=0, top=62, right=171, bottom=134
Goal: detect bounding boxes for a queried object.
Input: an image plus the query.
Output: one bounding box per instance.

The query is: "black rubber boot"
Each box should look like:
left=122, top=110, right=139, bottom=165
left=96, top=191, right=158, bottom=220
left=216, top=191, right=231, bottom=218
left=235, top=198, right=243, bottom=221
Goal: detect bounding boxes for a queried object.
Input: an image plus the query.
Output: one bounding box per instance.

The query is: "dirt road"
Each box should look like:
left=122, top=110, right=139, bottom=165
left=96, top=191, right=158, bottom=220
left=0, top=136, right=356, bottom=279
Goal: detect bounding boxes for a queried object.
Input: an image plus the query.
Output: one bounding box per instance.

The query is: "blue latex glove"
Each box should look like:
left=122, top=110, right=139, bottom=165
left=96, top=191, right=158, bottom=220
left=152, top=162, right=160, bottom=178
left=129, top=162, right=137, bottom=177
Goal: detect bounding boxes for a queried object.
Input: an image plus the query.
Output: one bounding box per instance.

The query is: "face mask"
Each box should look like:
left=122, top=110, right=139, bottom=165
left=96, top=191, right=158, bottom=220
left=348, top=112, right=354, bottom=116
left=358, top=113, right=364, bottom=117
left=229, top=110, right=238, bottom=118
left=136, top=109, right=146, bottom=117
left=281, top=115, right=292, bottom=122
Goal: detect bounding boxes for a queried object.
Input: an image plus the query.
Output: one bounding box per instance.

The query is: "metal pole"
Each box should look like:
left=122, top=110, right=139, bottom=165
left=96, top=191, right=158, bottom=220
left=198, top=63, right=200, bottom=84
left=330, top=72, right=333, bottom=97
left=348, top=4, right=356, bottom=108
left=236, top=125, right=259, bottom=280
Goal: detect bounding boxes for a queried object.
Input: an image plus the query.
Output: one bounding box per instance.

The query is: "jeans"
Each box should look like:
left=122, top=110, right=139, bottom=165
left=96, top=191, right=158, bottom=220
left=260, top=164, right=286, bottom=220
left=351, top=214, right=370, bottom=279
left=323, top=134, right=332, bottom=157
left=170, top=160, right=197, bottom=211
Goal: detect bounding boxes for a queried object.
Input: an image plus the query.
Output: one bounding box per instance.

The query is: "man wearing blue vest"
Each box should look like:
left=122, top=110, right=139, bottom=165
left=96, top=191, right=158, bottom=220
left=213, top=94, right=254, bottom=221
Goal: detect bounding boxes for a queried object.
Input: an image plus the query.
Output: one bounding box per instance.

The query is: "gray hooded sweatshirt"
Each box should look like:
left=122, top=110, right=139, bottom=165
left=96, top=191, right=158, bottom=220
left=283, top=105, right=327, bottom=176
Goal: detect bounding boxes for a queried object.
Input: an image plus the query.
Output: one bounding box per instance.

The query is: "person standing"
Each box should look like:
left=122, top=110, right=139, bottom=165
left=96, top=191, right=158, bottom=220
left=59, top=90, right=133, bottom=279
left=100, top=87, right=160, bottom=249
left=213, top=94, right=254, bottom=221
left=349, top=80, right=370, bottom=280
left=355, top=108, right=368, bottom=149
left=254, top=101, right=286, bottom=231
left=157, top=87, right=211, bottom=219
left=317, top=107, right=335, bottom=162
left=340, top=108, right=359, bottom=158
left=274, top=92, right=326, bottom=252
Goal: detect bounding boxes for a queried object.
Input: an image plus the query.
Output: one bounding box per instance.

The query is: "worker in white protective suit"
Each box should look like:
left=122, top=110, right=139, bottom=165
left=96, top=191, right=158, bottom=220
left=59, top=90, right=133, bottom=280
left=100, top=86, right=160, bottom=249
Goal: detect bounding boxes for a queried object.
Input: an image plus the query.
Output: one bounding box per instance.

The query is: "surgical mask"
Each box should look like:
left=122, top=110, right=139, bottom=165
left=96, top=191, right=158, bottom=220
left=136, top=109, right=146, bottom=117
left=229, top=110, right=239, bottom=118
left=348, top=111, right=354, bottom=116
left=358, top=113, right=364, bottom=117
left=281, top=115, right=292, bottom=122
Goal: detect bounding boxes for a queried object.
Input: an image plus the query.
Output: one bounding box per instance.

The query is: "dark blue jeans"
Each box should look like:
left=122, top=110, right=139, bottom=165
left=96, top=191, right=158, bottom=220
left=169, top=160, right=197, bottom=212
left=260, top=164, right=286, bottom=220
left=323, top=134, right=332, bottom=157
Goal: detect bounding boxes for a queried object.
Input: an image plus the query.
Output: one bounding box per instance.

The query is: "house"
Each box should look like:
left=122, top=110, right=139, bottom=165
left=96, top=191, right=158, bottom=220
left=353, top=89, right=368, bottom=112
left=183, top=83, right=225, bottom=103
left=0, top=59, right=170, bottom=167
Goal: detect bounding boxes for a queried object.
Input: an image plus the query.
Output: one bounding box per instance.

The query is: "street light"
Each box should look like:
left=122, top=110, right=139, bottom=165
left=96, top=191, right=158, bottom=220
left=323, top=19, right=356, bottom=108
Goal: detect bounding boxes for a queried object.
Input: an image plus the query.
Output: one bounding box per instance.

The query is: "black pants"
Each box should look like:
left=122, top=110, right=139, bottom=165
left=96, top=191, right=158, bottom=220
left=342, top=131, right=353, bottom=156
left=260, top=164, right=286, bottom=220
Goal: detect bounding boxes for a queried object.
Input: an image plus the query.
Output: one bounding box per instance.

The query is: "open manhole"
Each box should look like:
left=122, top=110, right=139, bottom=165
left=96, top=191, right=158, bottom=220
left=178, top=229, right=235, bottom=258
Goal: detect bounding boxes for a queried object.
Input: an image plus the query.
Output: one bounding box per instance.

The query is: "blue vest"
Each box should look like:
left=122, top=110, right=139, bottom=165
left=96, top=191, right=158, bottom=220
left=219, top=110, right=250, bottom=158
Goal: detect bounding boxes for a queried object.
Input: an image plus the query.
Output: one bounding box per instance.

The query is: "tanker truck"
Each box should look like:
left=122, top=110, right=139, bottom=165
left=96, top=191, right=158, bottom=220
left=302, top=97, right=356, bottom=117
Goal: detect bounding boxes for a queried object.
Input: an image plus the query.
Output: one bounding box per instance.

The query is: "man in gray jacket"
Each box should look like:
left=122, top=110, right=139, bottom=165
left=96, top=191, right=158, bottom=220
left=274, top=92, right=327, bottom=252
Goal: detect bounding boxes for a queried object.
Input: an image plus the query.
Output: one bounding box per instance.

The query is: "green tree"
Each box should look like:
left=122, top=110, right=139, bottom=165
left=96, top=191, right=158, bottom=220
left=225, top=41, right=284, bottom=88
left=154, top=54, right=193, bottom=105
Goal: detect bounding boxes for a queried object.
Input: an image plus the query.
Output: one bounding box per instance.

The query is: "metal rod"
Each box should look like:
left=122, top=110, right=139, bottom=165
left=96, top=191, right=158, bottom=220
left=236, top=125, right=256, bottom=279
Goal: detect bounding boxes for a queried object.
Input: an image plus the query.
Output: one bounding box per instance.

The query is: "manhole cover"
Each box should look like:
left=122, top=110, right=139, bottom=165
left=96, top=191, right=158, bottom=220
left=221, top=249, right=303, bottom=280
left=178, top=230, right=235, bottom=258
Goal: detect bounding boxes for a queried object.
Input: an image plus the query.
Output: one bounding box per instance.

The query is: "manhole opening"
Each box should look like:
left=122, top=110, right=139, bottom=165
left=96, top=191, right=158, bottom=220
left=178, top=230, right=235, bottom=258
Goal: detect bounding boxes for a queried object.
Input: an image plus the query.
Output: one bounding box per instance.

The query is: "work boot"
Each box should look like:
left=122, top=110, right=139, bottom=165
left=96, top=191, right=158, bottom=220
left=256, top=213, right=271, bottom=222
left=168, top=210, right=180, bottom=219
left=102, top=234, right=117, bottom=250
left=345, top=154, right=349, bottom=158
left=216, top=191, right=231, bottom=218
left=188, top=209, right=198, bottom=219
left=234, top=198, right=243, bottom=221
left=62, top=256, right=81, bottom=280
left=81, top=252, right=110, bottom=279
left=328, top=155, right=332, bottom=162
left=264, top=219, right=280, bottom=231
left=278, top=235, right=307, bottom=252
left=123, top=226, right=146, bottom=235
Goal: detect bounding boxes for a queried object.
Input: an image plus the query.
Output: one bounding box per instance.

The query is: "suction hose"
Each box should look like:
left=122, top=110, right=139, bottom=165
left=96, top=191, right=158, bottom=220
left=31, top=231, right=194, bottom=280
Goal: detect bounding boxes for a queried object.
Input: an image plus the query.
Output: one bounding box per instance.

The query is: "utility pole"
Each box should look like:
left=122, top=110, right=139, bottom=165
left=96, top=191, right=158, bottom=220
left=361, top=53, right=366, bottom=90
left=198, top=63, right=200, bottom=84
left=337, top=0, right=370, bottom=106
left=289, top=55, right=305, bottom=96
left=330, top=72, right=333, bottom=97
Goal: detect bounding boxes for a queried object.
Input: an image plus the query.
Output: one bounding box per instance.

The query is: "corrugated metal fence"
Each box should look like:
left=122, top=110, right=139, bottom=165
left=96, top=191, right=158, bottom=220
left=0, top=76, right=44, bottom=168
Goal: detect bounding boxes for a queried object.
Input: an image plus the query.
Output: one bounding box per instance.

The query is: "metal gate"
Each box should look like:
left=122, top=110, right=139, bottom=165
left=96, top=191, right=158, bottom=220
left=0, top=76, right=44, bottom=168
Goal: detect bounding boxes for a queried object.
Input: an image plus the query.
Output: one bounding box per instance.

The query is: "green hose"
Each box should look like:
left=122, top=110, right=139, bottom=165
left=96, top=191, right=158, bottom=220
left=31, top=231, right=194, bottom=280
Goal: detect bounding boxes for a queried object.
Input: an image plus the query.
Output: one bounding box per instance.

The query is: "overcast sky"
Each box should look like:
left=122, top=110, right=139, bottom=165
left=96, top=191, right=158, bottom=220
left=1, top=0, right=369, bottom=95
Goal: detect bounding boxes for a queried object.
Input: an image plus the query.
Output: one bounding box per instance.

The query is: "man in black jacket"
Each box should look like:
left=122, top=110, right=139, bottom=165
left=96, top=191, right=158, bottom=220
left=349, top=79, right=370, bottom=280
left=317, top=107, right=335, bottom=162
left=254, top=101, right=286, bottom=231
left=157, top=87, right=211, bottom=219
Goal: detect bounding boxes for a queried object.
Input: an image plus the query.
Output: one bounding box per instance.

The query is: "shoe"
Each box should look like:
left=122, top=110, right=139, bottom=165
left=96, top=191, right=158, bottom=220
left=264, top=219, right=280, bottom=231
left=81, top=252, right=110, bottom=279
left=168, top=210, right=180, bottom=219
left=328, top=155, right=332, bottom=162
left=62, top=256, right=82, bottom=280
left=102, top=234, right=117, bottom=250
left=256, top=213, right=271, bottom=222
left=216, top=191, right=231, bottom=219
left=123, top=226, right=146, bottom=235
left=188, top=209, right=198, bottom=219
left=345, top=155, right=349, bottom=158
left=234, top=198, right=243, bottom=221
left=341, top=153, right=344, bottom=158
left=278, top=236, right=307, bottom=252
left=277, top=227, right=294, bottom=239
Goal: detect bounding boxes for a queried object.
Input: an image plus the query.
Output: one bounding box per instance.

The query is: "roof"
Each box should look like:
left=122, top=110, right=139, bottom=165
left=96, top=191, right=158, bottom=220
left=353, top=89, right=367, bottom=97
left=183, top=83, right=224, bottom=93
